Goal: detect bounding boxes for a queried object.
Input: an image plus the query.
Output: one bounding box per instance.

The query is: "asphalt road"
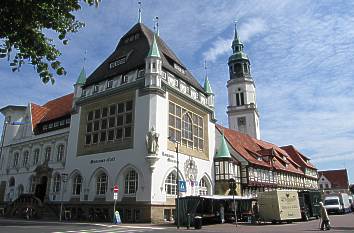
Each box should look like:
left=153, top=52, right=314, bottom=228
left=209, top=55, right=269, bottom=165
left=0, top=214, right=353, bottom=233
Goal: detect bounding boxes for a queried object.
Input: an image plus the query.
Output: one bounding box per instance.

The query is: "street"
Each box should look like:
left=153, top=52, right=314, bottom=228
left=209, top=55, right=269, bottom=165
left=0, top=214, right=353, bottom=233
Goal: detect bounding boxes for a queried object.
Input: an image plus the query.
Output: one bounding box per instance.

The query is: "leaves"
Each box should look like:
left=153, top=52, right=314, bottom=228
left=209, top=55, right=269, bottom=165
left=0, top=0, right=101, bottom=84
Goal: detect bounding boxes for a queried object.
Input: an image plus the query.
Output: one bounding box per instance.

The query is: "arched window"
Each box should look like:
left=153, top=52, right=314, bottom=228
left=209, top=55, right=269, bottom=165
left=53, top=174, right=61, bottom=193
left=199, top=177, right=209, bottom=195
left=57, top=145, right=65, bottom=162
left=244, top=63, right=249, bottom=74
left=23, top=151, right=29, bottom=167
left=9, top=177, right=15, bottom=187
left=33, top=149, right=40, bottom=165
left=124, top=170, right=138, bottom=194
left=13, top=153, right=19, bottom=168
left=182, top=114, right=193, bottom=147
left=96, top=172, right=107, bottom=195
left=72, top=175, right=82, bottom=196
left=45, top=147, right=51, bottom=161
left=165, top=172, right=177, bottom=195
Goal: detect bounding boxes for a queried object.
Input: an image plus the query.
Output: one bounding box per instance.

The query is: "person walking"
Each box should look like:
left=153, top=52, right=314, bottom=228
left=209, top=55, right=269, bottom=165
left=319, top=202, right=331, bottom=231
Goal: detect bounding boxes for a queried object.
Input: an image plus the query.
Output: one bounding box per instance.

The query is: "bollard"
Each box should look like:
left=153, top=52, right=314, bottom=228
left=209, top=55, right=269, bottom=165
left=187, top=213, right=190, bottom=229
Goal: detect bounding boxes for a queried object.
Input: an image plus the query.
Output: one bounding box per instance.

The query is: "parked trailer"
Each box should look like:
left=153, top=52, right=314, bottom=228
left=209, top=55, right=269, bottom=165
left=258, top=190, right=301, bottom=223
left=324, top=193, right=351, bottom=214
left=298, top=190, right=321, bottom=221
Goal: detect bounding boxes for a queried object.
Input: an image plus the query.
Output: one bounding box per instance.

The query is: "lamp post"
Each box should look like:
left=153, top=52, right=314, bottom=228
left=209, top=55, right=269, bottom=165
left=168, top=136, right=180, bottom=229
left=59, top=173, right=68, bottom=221
left=228, top=178, right=237, bottom=227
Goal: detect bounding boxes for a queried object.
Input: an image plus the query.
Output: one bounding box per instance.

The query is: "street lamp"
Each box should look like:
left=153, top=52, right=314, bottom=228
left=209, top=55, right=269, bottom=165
left=228, top=178, right=237, bottom=226
left=168, top=136, right=180, bottom=229
left=59, top=173, right=68, bottom=221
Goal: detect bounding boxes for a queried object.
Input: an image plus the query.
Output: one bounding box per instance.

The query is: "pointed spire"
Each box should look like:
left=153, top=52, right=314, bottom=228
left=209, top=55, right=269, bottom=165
left=138, top=1, right=142, bottom=23
left=215, top=131, right=231, bottom=159
left=203, top=61, right=213, bottom=95
left=76, top=67, right=86, bottom=85
left=76, top=51, right=87, bottom=85
left=147, top=33, right=161, bottom=58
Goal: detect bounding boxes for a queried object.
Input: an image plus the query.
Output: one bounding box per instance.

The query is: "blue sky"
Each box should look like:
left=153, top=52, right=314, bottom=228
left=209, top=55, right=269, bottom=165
left=1, top=0, right=354, bottom=182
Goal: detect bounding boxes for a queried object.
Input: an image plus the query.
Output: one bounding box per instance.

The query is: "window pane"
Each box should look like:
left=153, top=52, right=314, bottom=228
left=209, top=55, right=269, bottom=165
left=94, top=121, right=99, bottom=131
left=169, top=115, right=175, bottom=127
left=176, top=106, right=181, bottom=116
left=125, top=113, right=132, bottom=124
left=116, top=128, right=123, bottom=139
left=102, top=107, right=108, bottom=117
left=125, top=126, right=132, bottom=138
left=86, top=123, right=92, bottom=133
left=92, top=133, right=98, bottom=143
left=100, top=131, right=106, bottom=142
left=169, top=102, right=175, bottom=114
left=109, top=117, right=115, bottom=128
left=118, top=103, right=124, bottom=113
left=101, top=119, right=107, bottom=129
left=176, top=118, right=181, bottom=129
left=109, top=105, right=116, bottom=115
left=88, top=111, right=93, bottom=121
left=94, top=109, right=101, bottom=119
left=126, top=101, right=133, bottom=111
left=117, top=115, right=124, bottom=126
left=108, top=130, right=114, bottom=141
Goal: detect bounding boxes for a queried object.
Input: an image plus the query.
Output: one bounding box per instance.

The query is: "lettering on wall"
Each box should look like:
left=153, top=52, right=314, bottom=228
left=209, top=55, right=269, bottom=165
left=90, top=157, right=116, bottom=164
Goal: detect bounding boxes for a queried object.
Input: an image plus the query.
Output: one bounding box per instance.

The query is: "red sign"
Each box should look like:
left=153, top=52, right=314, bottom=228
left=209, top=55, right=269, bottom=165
left=114, top=185, right=119, bottom=193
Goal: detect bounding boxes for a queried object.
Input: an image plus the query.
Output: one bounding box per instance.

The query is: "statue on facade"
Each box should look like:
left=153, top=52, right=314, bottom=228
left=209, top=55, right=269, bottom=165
left=146, top=127, right=159, bottom=155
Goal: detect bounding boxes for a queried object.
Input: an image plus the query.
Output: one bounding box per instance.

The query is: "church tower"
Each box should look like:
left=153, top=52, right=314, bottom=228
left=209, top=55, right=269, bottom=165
left=227, top=22, right=260, bottom=139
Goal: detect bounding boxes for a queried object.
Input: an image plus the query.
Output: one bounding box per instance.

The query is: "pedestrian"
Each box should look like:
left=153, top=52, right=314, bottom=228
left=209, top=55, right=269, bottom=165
left=219, top=204, right=225, bottom=224
left=319, top=201, right=331, bottom=231
left=252, top=201, right=259, bottom=224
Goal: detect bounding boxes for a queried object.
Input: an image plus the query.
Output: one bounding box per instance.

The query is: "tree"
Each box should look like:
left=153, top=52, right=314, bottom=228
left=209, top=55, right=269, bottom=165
left=350, top=184, right=354, bottom=194
left=0, top=0, right=100, bottom=84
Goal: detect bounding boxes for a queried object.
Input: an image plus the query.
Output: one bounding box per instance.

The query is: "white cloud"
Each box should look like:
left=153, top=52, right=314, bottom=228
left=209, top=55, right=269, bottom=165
left=203, top=18, right=267, bottom=62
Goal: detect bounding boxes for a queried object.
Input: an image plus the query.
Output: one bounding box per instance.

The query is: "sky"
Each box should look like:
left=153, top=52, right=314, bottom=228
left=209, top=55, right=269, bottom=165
left=1, top=0, right=354, bottom=182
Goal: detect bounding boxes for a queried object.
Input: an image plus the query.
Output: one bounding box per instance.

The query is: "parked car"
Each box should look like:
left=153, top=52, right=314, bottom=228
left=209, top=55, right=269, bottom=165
left=324, top=193, right=351, bottom=214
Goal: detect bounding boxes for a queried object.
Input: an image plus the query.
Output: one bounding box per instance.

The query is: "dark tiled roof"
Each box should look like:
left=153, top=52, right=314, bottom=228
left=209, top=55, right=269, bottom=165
left=84, top=23, right=205, bottom=93
left=318, top=169, right=349, bottom=189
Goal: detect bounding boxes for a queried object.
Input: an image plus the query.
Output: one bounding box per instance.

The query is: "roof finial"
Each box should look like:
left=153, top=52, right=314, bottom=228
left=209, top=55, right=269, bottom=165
left=153, top=16, right=159, bottom=36
left=204, top=60, right=208, bottom=77
left=83, top=49, right=87, bottom=68
left=234, top=20, right=239, bottom=40
left=138, top=1, right=142, bottom=23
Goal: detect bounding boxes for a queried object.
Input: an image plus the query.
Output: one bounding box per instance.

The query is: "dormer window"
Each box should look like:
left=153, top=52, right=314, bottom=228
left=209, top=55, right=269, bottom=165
left=110, top=57, right=126, bottom=69
left=121, top=75, right=128, bottom=84
left=174, top=63, right=185, bottom=74
left=107, top=80, right=113, bottom=89
left=93, top=85, right=99, bottom=93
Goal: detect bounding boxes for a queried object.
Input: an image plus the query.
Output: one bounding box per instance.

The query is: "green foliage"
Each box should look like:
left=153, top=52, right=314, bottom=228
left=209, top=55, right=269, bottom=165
left=0, top=0, right=101, bottom=84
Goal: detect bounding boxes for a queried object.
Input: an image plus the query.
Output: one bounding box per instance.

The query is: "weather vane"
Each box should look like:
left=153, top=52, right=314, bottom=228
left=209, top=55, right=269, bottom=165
left=153, top=16, right=159, bottom=36
left=138, top=1, right=142, bottom=23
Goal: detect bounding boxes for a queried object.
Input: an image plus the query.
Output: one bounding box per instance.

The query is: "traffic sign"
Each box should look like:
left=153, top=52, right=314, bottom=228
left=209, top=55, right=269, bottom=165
left=113, top=193, right=118, bottom=200
left=114, top=185, right=119, bottom=193
left=179, top=181, right=186, bottom=192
